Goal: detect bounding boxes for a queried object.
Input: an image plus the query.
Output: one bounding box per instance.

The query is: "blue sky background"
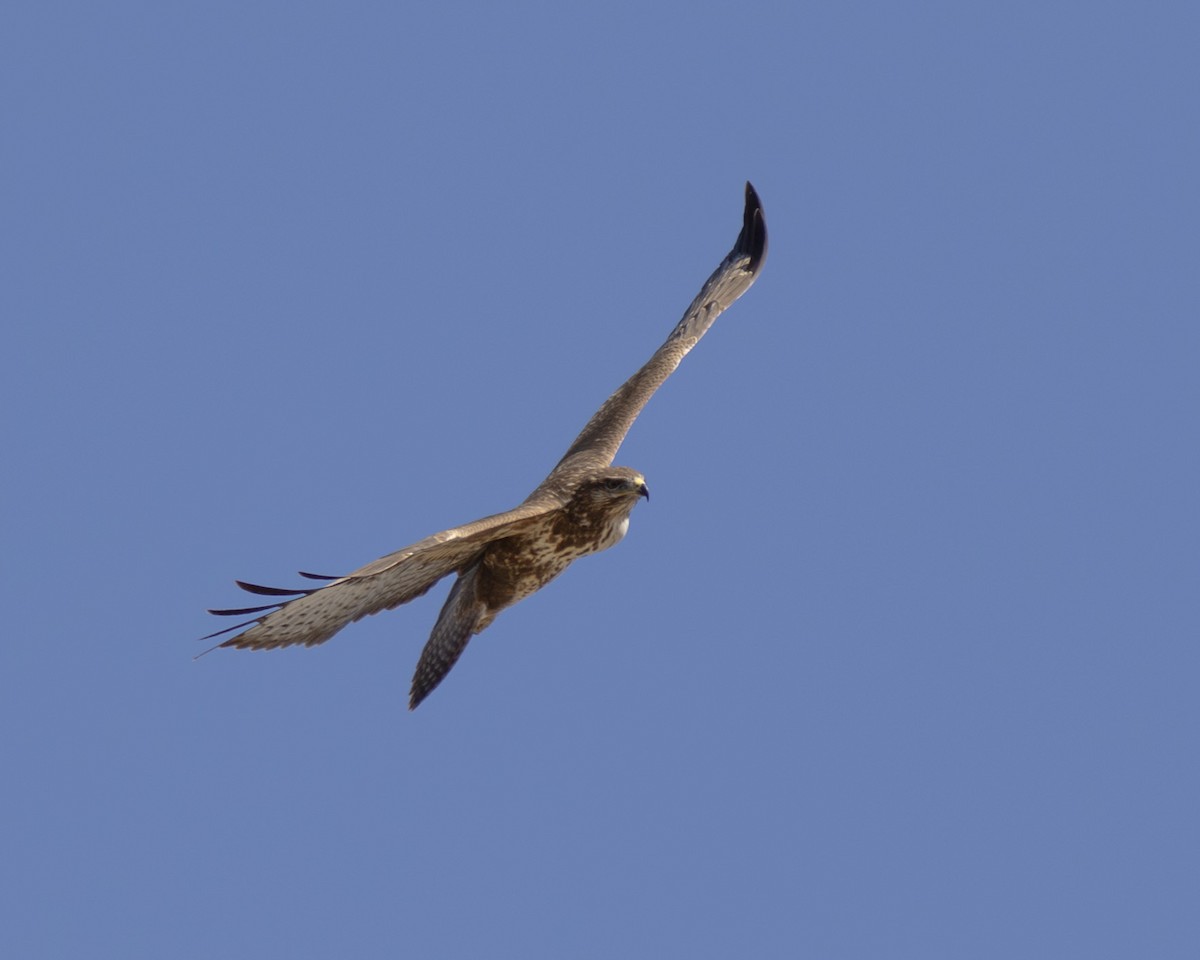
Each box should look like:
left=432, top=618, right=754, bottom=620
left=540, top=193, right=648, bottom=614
left=3, top=2, right=1197, bottom=957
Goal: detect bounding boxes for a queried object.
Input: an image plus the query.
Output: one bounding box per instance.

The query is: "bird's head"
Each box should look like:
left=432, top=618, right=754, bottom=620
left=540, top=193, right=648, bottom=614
left=560, top=466, right=648, bottom=552
left=582, top=467, right=650, bottom=507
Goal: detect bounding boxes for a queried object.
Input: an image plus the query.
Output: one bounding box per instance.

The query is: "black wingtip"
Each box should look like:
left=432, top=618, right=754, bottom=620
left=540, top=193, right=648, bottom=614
left=408, top=681, right=432, bottom=710
left=235, top=579, right=314, bottom=598
left=738, top=181, right=768, bottom=275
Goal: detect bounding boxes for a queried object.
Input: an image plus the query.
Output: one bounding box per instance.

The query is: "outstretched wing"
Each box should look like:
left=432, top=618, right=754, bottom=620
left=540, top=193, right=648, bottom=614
left=547, top=182, right=767, bottom=479
left=199, top=500, right=559, bottom=654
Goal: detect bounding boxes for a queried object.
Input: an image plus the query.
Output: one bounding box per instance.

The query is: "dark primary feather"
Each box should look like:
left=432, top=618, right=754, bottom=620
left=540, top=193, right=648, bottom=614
left=208, top=603, right=285, bottom=617
left=234, top=580, right=316, bottom=598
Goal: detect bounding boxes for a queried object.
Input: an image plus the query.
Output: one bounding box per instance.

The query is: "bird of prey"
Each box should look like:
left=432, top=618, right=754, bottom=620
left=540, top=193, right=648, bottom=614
left=201, top=182, right=767, bottom=708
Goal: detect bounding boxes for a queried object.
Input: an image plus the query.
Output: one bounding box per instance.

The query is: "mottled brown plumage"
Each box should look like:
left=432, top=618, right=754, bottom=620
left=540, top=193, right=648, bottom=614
left=201, top=183, right=767, bottom=708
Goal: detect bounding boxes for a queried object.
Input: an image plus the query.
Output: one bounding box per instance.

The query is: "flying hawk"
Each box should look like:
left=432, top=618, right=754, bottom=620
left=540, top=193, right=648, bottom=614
left=202, top=183, right=767, bottom=708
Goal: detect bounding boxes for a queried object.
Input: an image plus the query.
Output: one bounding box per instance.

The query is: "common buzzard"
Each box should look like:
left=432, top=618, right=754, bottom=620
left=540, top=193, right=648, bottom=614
left=201, top=183, right=767, bottom=708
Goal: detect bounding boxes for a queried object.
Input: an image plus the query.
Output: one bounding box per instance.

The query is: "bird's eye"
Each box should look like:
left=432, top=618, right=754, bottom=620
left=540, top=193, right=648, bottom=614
left=603, top=478, right=625, bottom=491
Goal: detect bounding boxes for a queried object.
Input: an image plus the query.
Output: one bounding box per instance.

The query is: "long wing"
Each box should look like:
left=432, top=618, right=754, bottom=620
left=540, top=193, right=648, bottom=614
left=547, top=182, right=767, bottom=479
left=199, top=500, right=559, bottom=654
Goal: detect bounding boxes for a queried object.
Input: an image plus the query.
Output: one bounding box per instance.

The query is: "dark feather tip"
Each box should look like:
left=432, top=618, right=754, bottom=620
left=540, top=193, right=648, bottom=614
left=235, top=580, right=313, bottom=598
left=208, top=602, right=285, bottom=617
left=738, top=181, right=767, bottom=275
left=197, top=616, right=263, bottom=644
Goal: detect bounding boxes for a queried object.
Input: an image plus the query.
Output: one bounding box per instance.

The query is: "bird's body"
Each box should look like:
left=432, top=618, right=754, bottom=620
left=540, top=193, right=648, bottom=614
left=202, top=184, right=767, bottom=708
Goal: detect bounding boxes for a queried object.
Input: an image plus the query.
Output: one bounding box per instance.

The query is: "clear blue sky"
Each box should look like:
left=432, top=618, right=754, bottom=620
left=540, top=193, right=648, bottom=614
left=3, top=2, right=1197, bottom=957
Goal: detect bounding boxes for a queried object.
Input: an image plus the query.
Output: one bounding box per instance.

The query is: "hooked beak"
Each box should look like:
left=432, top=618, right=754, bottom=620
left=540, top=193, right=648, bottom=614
left=637, top=482, right=650, bottom=503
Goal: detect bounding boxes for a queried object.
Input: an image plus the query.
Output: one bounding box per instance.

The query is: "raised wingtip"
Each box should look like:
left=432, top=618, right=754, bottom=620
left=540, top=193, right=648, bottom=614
left=738, top=182, right=767, bottom=275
